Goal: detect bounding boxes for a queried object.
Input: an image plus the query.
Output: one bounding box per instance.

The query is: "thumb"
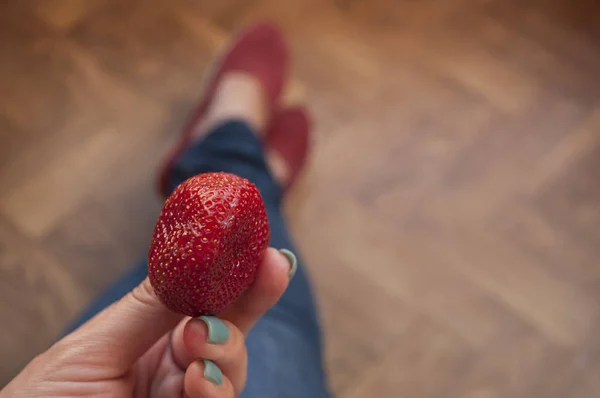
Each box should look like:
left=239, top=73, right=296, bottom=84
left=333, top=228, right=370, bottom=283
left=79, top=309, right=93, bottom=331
left=64, top=277, right=182, bottom=373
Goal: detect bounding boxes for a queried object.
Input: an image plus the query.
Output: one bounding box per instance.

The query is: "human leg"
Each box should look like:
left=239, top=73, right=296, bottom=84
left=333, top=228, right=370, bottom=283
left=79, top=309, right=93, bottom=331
left=65, top=23, right=332, bottom=397
left=169, top=118, right=330, bottom=398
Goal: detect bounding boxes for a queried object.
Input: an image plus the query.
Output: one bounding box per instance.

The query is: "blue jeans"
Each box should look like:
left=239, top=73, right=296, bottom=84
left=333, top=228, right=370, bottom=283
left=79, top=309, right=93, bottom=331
left=67, top=121, right=332, bottom=398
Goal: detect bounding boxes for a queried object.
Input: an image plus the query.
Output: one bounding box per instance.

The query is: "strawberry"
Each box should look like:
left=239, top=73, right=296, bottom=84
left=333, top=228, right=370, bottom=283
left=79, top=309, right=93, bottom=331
left=148, top=172, right=270, bottom=317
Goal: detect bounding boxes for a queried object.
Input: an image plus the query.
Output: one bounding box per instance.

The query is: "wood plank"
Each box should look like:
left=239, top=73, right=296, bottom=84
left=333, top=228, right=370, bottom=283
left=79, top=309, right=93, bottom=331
left=303, top=244, right=413, bottom=395
left=450, top=326, right=570, bottom=397
left=0, top=2, right=67, bottom=134
left=421, top=230, right=599, bottom=347
left=67, top=0, right=218, bottom=105
left=0, top=218, right=84, bottom=385
left=0, top=40, right=168, bottom=237
left=344, top=315, right=473, bottom=398
left=295, top=200, right=525, bottom=350
left=30, top=0, right=110, bottom=32
left=41, top=144, right=165, bottom=294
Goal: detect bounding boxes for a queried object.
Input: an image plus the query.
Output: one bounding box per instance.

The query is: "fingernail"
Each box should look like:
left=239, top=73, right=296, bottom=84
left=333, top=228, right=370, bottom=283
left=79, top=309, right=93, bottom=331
left=279, top=249, right=297, bottom=279
left=199, top=316, right=230, bottom=344
left=202, top=359, right=223, bottom=386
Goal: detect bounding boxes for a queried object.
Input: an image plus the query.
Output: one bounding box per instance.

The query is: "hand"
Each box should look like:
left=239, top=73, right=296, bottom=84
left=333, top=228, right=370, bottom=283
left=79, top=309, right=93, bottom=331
left=1, top=248, right=294, bottom=398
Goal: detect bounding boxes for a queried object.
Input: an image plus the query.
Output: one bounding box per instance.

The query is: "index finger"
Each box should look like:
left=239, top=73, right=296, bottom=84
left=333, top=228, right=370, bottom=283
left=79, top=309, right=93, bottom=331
left=220, top=247, right=295, bottom=334
left=168, top=247, right=295, bottom=369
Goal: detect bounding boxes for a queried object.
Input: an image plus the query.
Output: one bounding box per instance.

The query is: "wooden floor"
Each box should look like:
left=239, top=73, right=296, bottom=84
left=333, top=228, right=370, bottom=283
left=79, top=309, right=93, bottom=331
left=2, top=0, right=600, bottom=395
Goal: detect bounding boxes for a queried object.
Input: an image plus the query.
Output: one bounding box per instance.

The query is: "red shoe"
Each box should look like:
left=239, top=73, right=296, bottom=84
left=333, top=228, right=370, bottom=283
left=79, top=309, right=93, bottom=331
left=157, top=22, right=289, bottom=197
left=266, top=106, right=312, bottom=192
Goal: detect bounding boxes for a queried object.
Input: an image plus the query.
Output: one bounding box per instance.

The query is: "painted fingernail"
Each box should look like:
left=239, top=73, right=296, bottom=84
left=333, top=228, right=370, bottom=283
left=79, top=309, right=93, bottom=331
left=202, top=359, right=223, bottom=386
left=199, top=316, right=230, bottom=344
left=279, top=249, right=297, bottom=279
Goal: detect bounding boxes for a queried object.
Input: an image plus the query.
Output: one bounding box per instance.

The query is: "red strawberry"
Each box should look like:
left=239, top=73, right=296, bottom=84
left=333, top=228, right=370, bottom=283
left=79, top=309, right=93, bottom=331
left=148, top=172, right=270, bottom=317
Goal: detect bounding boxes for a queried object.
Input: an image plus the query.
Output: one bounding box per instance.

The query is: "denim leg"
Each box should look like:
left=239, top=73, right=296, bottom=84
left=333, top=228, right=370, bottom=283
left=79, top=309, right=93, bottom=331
left=171, top=121, right=330, bottom=398
left=66, top=120, right=331, bottom=397
left=63, top=259, right=148, bottom=334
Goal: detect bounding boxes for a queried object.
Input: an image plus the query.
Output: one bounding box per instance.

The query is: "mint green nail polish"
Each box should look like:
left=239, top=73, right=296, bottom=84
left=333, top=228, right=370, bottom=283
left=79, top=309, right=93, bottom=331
left=199, top=316, right=230, bottom=344
left=202, top=359, right=223, bottom=386
left=279, top=249, right=297, bottom=279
